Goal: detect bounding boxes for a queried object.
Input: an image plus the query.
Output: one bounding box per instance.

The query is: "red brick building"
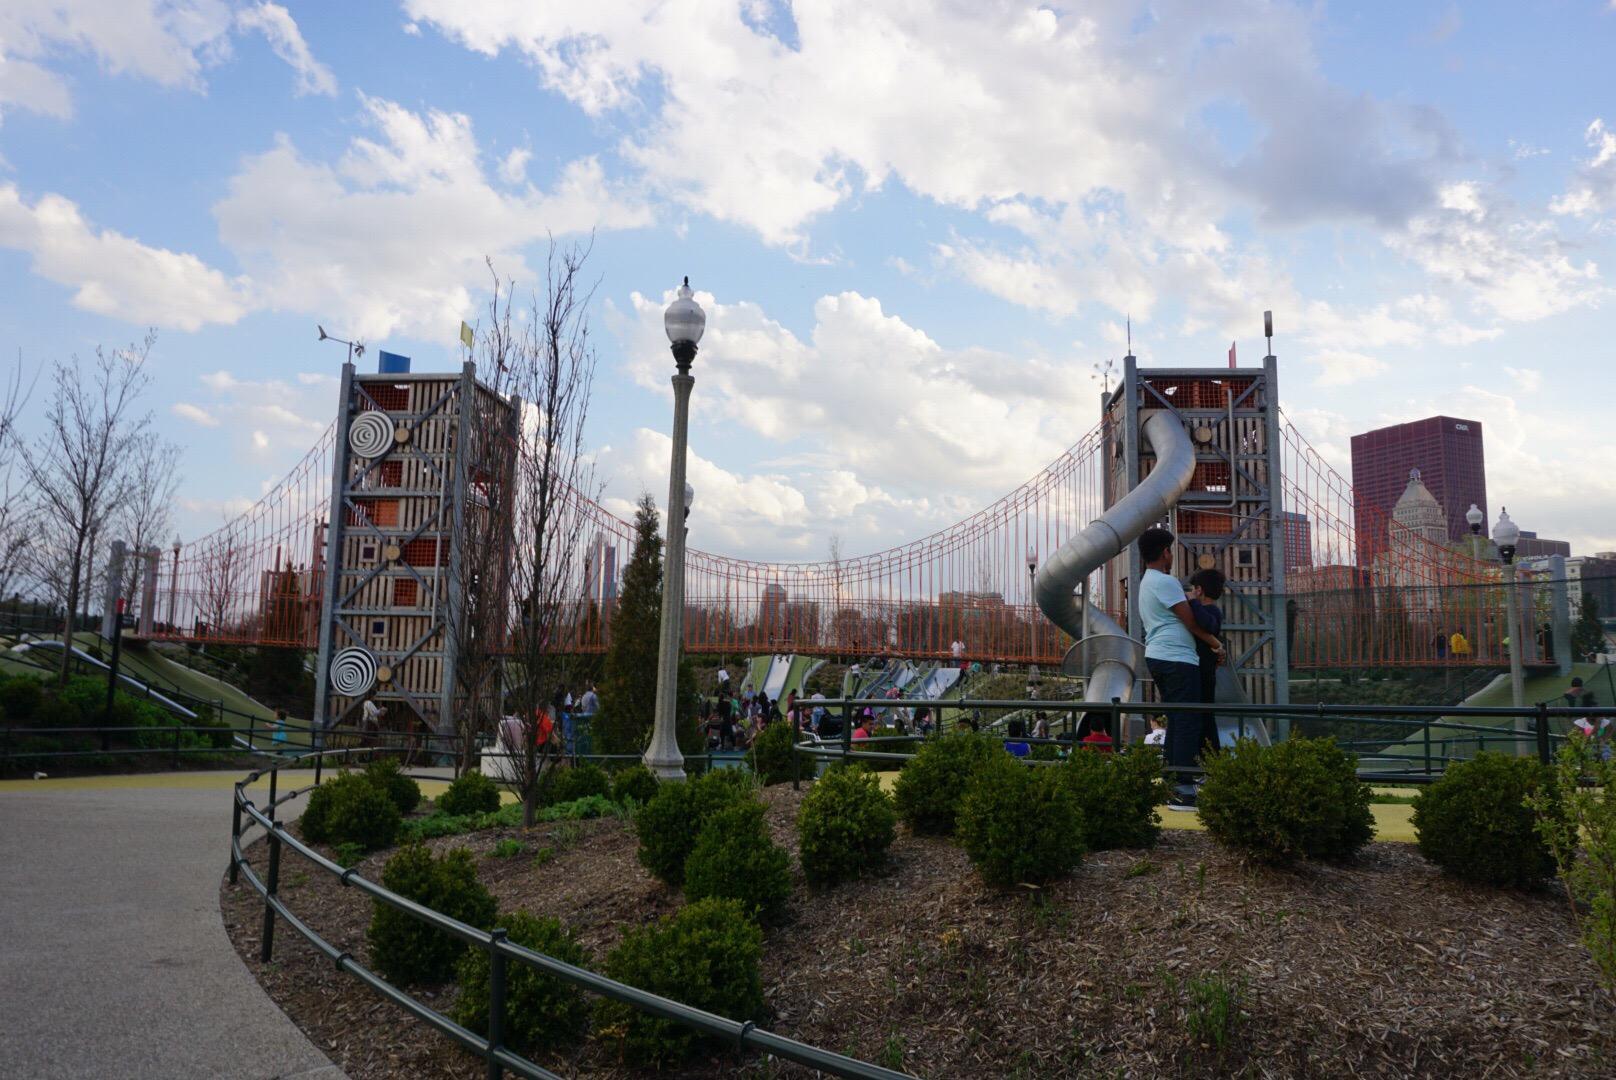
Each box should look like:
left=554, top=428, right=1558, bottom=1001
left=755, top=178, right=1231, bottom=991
left=1350, top=416, right=1487, bottom=566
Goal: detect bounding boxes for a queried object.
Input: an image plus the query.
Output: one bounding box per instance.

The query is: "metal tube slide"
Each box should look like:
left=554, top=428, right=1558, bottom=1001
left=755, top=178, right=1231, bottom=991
left=1033, top=410, right=1196, bottom=704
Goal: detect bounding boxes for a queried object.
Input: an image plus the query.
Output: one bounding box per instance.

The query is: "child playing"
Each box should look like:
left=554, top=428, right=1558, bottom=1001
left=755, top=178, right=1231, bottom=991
left=1187, top=568, right=1226, bottom=756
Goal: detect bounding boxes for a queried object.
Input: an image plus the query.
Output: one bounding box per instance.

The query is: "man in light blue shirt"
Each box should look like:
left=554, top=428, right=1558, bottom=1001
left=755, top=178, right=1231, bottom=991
left=1138, top=527, right=1225, bottom=808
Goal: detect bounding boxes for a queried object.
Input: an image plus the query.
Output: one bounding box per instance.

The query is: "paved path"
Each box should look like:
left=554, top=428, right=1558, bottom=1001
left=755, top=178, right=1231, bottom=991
left=0, top=772, right=343, bottom=1079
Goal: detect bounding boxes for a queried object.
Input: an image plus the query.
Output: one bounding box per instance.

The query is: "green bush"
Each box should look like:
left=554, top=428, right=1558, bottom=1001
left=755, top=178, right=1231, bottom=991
left=0, top=675, right=44, bottom=720
left=636, top=769, right=754, bottom=885
left=798, top=765, right=897, bottom=886
left=892, top=731, right=998, bottom=835
left=610, top=763, right=658, bottom=806
left=364, top=757, right=423, bottom=815
left=745, top=720, right=796, bottom=785
left=546, top=761, right=610, bottom=806
left=684, top=801, right=791, bottom=922
left=300, top=771, right=401, bottom=851
left=438, top=770, right=501, bottom=816
left=1197, top=738, right=1374, bottom=865
left=1533, top=739, right=1616, bottom=994
left=540, top=795, right=619, bottom=821
left=957, top=752, right=1085, bottom=887
left=368, top=845, right=497, bottom=985
left=192, top=704, right=234, bottom=749
left=454, top=910, right=591, bottom=1052
left=1060, top=747, right=1167, bottom=851
left=597, top=898, right=764, bottom=1066
left=1413, top=752, right=1555, bottom=887
left=34, top=696, right=82, bottom=730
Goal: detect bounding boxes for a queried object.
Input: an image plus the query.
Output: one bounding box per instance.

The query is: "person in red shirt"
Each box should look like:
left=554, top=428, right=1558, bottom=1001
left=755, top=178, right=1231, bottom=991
left=532, top=707, right=554, bottom=749
left=851, top=711, right=873, bottom=742
left=1081, top=714, right=1114, bottom=753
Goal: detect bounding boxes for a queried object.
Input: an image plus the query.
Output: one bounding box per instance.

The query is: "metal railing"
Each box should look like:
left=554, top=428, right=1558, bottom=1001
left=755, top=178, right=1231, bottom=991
left=230, top=746, right=910, bottom=1080
left=788, top=695, right=1595, bottom=783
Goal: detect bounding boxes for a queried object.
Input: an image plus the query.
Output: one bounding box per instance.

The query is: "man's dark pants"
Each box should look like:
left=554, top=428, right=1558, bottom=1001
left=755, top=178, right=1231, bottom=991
left=1148, top=658, right=1205, bottom=793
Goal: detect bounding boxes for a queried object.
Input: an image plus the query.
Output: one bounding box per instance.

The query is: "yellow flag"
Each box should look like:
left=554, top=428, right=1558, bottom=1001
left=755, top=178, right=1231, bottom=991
left=459, top=321, right=474, bottom=348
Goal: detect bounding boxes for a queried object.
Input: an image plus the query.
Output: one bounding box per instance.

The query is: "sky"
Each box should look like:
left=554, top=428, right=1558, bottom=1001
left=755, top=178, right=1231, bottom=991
left=2, top=0, right=1614, bottom=563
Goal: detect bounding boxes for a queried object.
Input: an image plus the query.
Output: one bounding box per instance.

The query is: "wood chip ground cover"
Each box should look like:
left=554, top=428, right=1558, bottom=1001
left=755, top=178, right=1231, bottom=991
left=221, top=784, right=1616, bottom=1078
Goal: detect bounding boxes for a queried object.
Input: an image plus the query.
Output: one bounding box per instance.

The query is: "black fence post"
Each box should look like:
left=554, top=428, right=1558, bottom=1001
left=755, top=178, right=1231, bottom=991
left=228, top=791, right=242, bottom=885
left=259, top=767, right=282, bottom=961
left=841, top=700, right=853, bottom=765
left=172, top=723, right=182, bottom=769
left=1422, top=715, right=1432, bottom=779
left=486, top=928, right=507, bottom=1080
left=792, top=706, right=801, bottom=791
left=1536, top=702, right=1551, bottom=765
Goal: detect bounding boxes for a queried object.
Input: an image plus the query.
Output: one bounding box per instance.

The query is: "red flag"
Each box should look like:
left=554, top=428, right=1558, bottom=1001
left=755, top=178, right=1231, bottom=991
left=1228, top=340, right=1237, bottom=368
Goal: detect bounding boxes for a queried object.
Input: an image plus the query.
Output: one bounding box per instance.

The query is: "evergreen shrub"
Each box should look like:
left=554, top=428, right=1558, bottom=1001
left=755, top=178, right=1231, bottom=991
left=745, top=720, right=796, bottom=785
left=368, top=845, right=496, bottom=985
left=958, top=752, right=1085, bottom=887
left=610, top=763, right=658, bottom=806
left=798, top=765, right=896, bottom=886
left=438, top=770, right=501, bottom=816
left=635, top=768, right=754, bottom=885
left=454, top=911, right=591, bottom=1052
left=0, top=676, right=44, bottom=720
left=300, top=771, right=402, bottom=850
left=1413, top=751, right=1556, bottom=886
left=364, top=756, right=423, bottom=815
left=1197, top=737, right=1374, bottom=865
left=1060, top=747, right=1168, bottom=850
left=684, top=801, right=791, bottom=922
left=546, top=761, right=610, bottom=806
left=892, top=730, right=997, bottom=835
left=597, top=898, right=763, bottom=1066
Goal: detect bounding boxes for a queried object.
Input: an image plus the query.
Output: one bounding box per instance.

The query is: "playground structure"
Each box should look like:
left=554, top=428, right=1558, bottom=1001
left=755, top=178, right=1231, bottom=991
left=104, top=347, right=1574, bottom=736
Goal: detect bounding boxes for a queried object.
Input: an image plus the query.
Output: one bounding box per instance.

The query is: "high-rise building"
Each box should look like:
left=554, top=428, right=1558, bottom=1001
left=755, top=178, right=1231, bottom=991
left=1514, top=531, right=1571, bottom=559
left=1280, top=511, right=1313, bottom=570
left=583, top=533, right=618, bottom=608
left=1350, top=416, right=1486, bottom=565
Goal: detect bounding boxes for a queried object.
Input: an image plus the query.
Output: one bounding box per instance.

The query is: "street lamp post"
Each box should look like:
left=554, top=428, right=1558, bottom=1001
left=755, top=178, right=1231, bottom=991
left=168, top=536, right=182, bottom=630
left=1493, top=508, right=1528, bottom=753
left=1465, top=503, right=1484, bottom=562
left=646, top=279, right=705, bottom=781
left=1025, top=547, right=1038, bottom=662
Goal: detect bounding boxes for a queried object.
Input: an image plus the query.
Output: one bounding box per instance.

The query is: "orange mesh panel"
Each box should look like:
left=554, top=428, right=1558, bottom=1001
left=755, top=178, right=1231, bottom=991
left=393, top=578, right=418, bottom=606
left=372, top=499, right=400, bottom=526
left=1191, top=461, right=1232, bottom=493
left=402, top=538, right=444, bottom=566
left=1177, top=510, right=1234, bottom=535
left=366, top=385, right=408, bottom=410
left=380, top=461, right=403, bottom=486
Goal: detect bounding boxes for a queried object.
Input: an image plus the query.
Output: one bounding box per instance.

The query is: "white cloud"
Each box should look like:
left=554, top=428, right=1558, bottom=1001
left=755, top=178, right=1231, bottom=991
left=1308, top=349, right=1389, bottom=388
left=251, top=429, right=269, bottom=450
left=500, top=147, right=531, bottom=184
left=1503, top=366, right=1543, bottom=394
left=235, top=2, right=336, bottom=97
left=1391, top=180, right=1603, bottom=321
left=170, top=402, right=219, bottom=427
left=0, top=182, right=251, bottom=329
left=1550, top=119, right=1616, bottom=220
left=213, top=95, right=651, bottom=339
left=0, top=0, right=235, bottom=120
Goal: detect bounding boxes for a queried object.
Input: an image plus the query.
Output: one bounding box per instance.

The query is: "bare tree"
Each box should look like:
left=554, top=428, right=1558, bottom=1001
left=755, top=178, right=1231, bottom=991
left=198, top=522, right=246, bottom=637
left=18, top=336, right=155, bottom=684
left=0, top=360, right=39, bottom=605
left=114, top=434, right=181, bottom=612
left=443, top=265, right=525, bottom=772
left=505, top=240, right=601, bottom=826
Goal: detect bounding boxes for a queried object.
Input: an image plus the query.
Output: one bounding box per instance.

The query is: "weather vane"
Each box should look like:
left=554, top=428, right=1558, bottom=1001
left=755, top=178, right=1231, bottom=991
left=1091, top=356, right=1117, bottom=394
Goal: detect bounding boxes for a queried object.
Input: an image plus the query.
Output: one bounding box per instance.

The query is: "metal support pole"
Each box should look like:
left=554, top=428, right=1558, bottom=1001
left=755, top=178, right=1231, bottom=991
left=1536, top=701, right=1551, bottom=765
left=228, top=794, right=242, bottom=884
left=1549, top=554, right=1573, bottom=676
left=313, top=362, right=357, bottom=747
left=1503, top=562, right=1527, bottom=753
left=103, top=598, right=125, bottom=751
left=1263, top=353, right=1292, bottom=723
left=792, top=706, right=801, bottom=791
left=486, top=928, right=507, bottom=1080
left=646, top=360, right=695, bottom=782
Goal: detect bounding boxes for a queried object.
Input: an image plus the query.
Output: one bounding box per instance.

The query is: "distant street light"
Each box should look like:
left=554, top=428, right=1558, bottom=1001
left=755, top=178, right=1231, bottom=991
left=1026, top=547, right=1038, bottom=661
left=1465, top=503, right=1484, bottom=562
left=647, top=279, right=705, bottom=782
left=1494, top=508, right=1528, bottom=751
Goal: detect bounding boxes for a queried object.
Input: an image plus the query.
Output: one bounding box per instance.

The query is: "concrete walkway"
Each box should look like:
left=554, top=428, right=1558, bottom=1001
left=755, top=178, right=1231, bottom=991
left=0, top=772, right=343, bottom=1079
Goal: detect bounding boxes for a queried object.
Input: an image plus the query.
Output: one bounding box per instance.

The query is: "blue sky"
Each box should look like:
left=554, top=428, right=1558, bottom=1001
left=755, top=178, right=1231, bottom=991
left=2, top=1, right=1614, bottom=559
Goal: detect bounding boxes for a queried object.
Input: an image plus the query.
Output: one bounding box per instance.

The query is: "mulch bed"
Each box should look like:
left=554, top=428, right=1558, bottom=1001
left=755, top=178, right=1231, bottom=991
left=222, top=784, right=1616, bottom=1078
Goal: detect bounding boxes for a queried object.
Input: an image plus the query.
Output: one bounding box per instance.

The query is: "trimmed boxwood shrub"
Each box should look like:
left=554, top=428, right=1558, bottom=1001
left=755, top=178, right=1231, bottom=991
left=610, top=763, right=658, bottom=806
left=0, top=675, right=44, bottom=720
left=454, top=910, right=591, bottom=1052
left=300, top=771, right=402, bottom=851
left=438, top=770, right=501, bottom=816
left=1197, top=737, right=1374, bottom=865
left=368, top=844, right=497, bottom=985
left=798, top=764, right=897, bottom=886
left=684, top=801, right=791, bottom=922
left=546, top=761, right=610, bottom=806
left=1060, top=747, right=1168, bottom=851
left=1413, top=751, right=1556, bottom=887
left=892, top=730, right=998, bottom=835
left=597, top=898, right=764, bottom=1066
left=958, top=752, right=1085, bottom=887
left=635, top=769, right=755, bottom=886
left=745, top=719, right=796, bottom=785
left=364, top=756, right=422, bottom=815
